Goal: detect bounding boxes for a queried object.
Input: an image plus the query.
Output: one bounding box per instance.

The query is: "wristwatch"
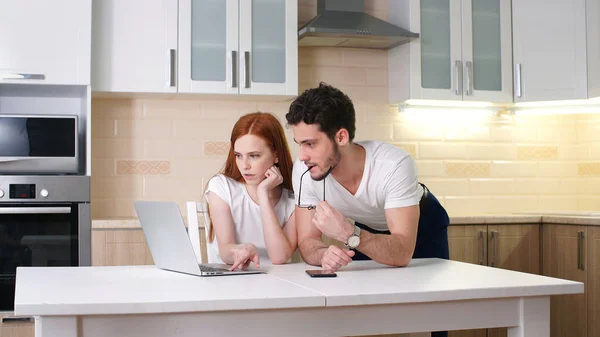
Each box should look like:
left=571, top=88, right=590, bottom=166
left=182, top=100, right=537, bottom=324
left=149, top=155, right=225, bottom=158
left=344, top=225, right=361, bottom=249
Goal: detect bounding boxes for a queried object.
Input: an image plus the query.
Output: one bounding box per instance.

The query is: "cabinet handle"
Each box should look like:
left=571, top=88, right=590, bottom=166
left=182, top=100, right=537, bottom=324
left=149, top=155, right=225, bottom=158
left=465, top=61, right=473, bottom=96
left=242, top=51, right=250, bottom=88
left=514, top=63, right=522, bottom=98
left=169, top=49, right=176, bottom=87
left=490, top=231, right=499, bottom=267
left=454, top=60, right=463, bottom=95
left=229, top=51, right=238, bottom=88
left=2, top=316, right=33, bottom=323
left=577, top=231, right=585, bottom=271
left=1, top=73, right=45, bottom=80
left=478, top=231, right=485, bottom=265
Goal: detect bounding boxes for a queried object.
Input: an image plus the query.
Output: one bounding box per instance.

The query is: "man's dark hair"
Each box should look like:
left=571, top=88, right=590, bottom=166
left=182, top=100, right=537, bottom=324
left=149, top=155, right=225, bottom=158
left=286, top=82, right=356, bottom=141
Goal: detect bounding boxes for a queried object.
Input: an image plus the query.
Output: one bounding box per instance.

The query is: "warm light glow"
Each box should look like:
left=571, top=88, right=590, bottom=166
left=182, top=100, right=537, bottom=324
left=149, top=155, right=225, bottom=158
left=404, top=99, right=496, bottom=108
left=515, top=105, right=600, bottom=116
left=514, top=98, right=600, bottom=108
left=400, top=106, right=495, bottom=124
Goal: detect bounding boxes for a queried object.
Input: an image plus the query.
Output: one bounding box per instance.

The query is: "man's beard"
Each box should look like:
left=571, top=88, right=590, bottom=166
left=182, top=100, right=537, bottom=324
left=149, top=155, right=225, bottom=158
left=312, top=143, right=341, bottom=181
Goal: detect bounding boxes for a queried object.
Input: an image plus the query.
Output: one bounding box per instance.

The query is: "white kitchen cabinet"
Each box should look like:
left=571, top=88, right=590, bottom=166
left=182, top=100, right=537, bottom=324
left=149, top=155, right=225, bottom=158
left=512, top=0, right=600, bottom=102
left=91, top=0, right=178, bottom=93
left=178, top=0, right=298, bottom=96
left=389, top=0, right=513, bottom=104
left=0, top=0, right=91, bottom=86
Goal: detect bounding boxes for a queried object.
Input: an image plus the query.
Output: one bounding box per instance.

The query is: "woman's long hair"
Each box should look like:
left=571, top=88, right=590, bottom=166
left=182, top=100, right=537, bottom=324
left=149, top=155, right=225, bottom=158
left=205, top=112, right=294, bottom=243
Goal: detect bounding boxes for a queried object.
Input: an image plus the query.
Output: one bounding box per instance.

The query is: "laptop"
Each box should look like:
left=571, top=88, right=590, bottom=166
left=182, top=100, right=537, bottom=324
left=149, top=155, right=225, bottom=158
left=134, top=200, right=264, bottom=276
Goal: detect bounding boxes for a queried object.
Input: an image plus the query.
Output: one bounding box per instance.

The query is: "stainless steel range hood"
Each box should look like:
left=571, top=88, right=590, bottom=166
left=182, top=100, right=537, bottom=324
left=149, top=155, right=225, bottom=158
left=298, top=0, right=419, bottom=50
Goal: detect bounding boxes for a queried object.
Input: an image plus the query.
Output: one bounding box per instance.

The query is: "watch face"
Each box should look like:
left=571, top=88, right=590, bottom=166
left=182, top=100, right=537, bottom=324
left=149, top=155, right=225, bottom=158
left=348, top=236, right=360, bottom=248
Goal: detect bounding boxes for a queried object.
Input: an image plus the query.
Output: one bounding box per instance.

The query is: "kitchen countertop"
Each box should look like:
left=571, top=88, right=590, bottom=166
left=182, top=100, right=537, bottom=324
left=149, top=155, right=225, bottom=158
left=92, top=213, right=600, bottom=229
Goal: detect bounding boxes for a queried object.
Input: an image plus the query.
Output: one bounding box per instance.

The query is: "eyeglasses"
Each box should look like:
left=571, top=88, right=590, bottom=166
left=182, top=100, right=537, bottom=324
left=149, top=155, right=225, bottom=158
left=297, top=167, right=325, bottom=210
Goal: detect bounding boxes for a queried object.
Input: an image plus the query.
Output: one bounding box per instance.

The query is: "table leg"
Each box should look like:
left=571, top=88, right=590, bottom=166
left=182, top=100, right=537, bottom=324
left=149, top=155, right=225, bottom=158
left=35, top=316, right=77, bottom=337
left=507, top=296, right=550, bottom=337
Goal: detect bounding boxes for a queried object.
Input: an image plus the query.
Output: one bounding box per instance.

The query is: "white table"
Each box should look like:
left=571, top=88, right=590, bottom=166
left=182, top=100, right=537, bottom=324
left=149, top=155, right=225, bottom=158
left=14, top=259, right=583, bottom=337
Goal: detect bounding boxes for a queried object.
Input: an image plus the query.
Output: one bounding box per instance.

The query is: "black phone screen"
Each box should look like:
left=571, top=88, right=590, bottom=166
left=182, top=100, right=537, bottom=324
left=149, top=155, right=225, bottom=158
left=305, top=269, right=337, bottom=278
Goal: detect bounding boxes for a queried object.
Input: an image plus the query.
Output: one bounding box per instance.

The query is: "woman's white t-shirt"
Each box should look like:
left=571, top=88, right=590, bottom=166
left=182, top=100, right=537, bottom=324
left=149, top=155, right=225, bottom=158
left=204, top=174, right=295, bottom=264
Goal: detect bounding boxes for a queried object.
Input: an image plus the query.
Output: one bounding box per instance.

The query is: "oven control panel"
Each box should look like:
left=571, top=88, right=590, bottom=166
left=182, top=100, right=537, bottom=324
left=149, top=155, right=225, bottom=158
left=0, top=176, right=89, bottom=203
left=9, top=184, right=37, bottom=199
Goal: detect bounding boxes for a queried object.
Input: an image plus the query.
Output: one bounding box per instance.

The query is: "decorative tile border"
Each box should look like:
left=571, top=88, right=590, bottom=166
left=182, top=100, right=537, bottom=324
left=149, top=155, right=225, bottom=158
left=517, top=146, right=558, bottom=160
left=578, top=162, right=600, bottom=176
left=116, top=160, right=170, bottom=175
left=445, top=162, right=491, bottom=177
left=204, top=141, right=230, bottom=155
left=393, top=143, right=417, bottom=158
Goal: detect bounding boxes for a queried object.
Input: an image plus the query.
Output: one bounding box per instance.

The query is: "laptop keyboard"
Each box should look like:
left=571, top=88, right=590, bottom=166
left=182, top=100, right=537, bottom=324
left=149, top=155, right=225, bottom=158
left=199, top=265, right=230, bottom=273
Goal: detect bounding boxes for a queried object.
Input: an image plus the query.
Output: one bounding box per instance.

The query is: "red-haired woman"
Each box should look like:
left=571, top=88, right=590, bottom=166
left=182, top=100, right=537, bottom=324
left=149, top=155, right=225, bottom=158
left=204, top=112, right=296, bottom=270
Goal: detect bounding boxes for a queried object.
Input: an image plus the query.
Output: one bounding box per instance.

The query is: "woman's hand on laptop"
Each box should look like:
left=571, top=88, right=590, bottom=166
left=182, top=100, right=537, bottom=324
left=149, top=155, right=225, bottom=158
left=229, top=243, right=260, bottom=271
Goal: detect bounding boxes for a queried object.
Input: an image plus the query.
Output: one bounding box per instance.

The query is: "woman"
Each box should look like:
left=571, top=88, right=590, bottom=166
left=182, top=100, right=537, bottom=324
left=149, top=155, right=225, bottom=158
left=204, top=112, right=296, bottom=271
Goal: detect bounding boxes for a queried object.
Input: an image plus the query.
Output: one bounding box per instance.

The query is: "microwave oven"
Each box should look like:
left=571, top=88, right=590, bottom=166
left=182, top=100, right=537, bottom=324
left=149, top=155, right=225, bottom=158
left=0, top=115, right=79, bottom=174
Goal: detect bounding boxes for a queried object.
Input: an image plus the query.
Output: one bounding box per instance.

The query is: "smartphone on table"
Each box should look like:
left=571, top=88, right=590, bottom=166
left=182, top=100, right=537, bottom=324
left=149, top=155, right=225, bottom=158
left=305, top=269, right=337, bottom=278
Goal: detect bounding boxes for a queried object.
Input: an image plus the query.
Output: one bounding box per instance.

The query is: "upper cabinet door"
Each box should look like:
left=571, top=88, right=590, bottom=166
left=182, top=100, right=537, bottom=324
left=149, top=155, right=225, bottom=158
left=178, top=0, right=239, bottom=94
left=92, top=0, right=178, bottom=93
left=0, top=0, right=91, bottom=85
left=410, top=0, right=463, bottom=101
left=461, top=0, right=513, bottom=102
left=238, top=0, right=298, bottom=96
left=512, top=0, right=588, bottom=102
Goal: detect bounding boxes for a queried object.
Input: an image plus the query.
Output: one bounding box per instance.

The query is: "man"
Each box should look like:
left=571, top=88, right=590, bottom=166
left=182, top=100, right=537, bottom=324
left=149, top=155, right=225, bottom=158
left=286, top=82, right=449, bottom=272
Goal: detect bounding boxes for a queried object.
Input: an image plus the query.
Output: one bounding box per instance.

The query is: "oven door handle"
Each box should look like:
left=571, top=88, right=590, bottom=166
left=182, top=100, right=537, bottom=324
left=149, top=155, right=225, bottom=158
left=0, top=207, right=71, bottom=214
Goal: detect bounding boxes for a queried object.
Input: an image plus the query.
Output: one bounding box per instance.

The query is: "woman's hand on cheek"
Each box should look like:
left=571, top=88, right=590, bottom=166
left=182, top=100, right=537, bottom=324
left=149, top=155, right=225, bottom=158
left=258, top=166, right=283, bottom=196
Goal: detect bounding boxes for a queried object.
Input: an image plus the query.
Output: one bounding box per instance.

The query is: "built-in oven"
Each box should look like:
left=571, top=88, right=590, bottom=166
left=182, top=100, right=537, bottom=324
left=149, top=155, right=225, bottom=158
left=0, top=115, right=79, bottom=174
left=0, top=176, right=90, bottom=312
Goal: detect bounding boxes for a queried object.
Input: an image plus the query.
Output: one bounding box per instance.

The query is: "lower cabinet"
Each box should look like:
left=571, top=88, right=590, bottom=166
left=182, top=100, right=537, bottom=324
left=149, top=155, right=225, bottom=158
left=92, top=227, right=207, bottom=266
left=447, top=224, right=541, bottom=337
left=542, top=224, right=600, bottom=337
left=0, top=313, right=33, bottom=337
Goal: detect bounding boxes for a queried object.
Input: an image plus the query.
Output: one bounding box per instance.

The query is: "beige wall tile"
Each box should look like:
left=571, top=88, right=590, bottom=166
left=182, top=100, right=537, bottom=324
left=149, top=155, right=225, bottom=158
left=578, top=196, right=600, bottom=211
left=419, top=179, right=470, bottom=196
left=144, top=139, right=203, bottom=159
left=144, top=177, right=205, bottom=200
left=392, top=143, right=417, bottom=158
left=538, top=196, right=579, bottom=211
left=489, top=125, right=538, bottom=143
left=354, top=123, right=394, bottom=141
left=443, top=197, right=492, bottom=215
left=469, top=179, right=515, bottom=195
left=313, top=66, right=368, bottom=86
left=415, top=161, right=445, bottom=177
left=116, top=119, right=174, bottom=139
left=445, top=162, right=491, bottom=177
left=204, top=142, right=230, bottom=155
left=143, top=100, right=201, bottom=119
left=420, top=143, right=468, bottom=160
left=491, top=161, right=538, bottom=177
left=92, top=158, right=115, bottom=177
left=538, top=162, right=578, bottom=177
left=578, top=162, right=600, bottom=176
left=517, top=146, right=559, bottom=160
left=93, top=139, right=145, bottom=159
left=445, top=126, right=490, bottom=142
left=116, top=160, right=170, bottom=175
left=467, top=144, right=517, bottom=160
left=515, top=179, right=560, bottom=195
left=341, top=49, right=387, bottom=68
left=366, top=68, right=389, bottom=86
left=577, top=178, right=600, bottom=195
left=91, top=177, right=144, bottom=198
left=92, top=99, right=143, bottom=120
left=490, top=196, right=539, bottom=213
left=395, top=124, right=444, bottom=141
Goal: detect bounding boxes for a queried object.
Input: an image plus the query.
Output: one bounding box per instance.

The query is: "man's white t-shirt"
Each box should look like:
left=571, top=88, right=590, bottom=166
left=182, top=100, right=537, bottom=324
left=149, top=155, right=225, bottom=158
left=204, top=174, right=295, bottom=264
left=292, top=140, right=423, bottom=232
